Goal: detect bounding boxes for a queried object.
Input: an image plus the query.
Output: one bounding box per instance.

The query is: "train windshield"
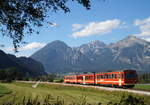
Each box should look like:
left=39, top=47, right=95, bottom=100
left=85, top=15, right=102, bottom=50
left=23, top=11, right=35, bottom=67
left=125, top=73, right=137, bottom=79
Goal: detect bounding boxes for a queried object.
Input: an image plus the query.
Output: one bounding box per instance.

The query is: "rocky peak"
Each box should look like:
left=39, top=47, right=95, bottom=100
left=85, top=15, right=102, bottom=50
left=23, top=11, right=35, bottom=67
left=77, top=40, right=106, bottom=54
left=79, top=40, right=105, bottom=50
left=48, top=40, right=68, bottom=47
left=109, top=35, right=149, bottom=49
left=87, top=40, right=106, bottom=48
left=42, top=40, right=71, bottom=52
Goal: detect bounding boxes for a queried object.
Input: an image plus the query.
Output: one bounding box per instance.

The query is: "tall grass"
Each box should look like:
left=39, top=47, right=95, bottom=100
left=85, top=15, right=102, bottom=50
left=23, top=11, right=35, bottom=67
left=1, top=94, right=146, bottom=105
left=0, top=82, right=149, bottom=105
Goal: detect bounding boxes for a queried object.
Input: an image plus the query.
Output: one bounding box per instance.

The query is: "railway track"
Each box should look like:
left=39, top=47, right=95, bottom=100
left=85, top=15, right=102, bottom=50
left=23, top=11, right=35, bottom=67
left=18, top=81, right=150, bottom=96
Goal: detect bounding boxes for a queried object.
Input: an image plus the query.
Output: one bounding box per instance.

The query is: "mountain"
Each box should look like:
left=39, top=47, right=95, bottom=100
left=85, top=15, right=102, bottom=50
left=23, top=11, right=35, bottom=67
left=108, top=36, right=150, bottom=71
left=0, top=50, right=47, bottom=77
left=31, top=40, right=92, bottom=73
left=31, top=36, right=150, bottom=73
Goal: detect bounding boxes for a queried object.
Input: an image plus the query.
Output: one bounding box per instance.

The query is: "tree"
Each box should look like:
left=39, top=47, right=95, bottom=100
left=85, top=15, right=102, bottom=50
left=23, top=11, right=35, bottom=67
left=0, top=67, right=24, bottom=82
left=0, top=0, right=91, bottom=51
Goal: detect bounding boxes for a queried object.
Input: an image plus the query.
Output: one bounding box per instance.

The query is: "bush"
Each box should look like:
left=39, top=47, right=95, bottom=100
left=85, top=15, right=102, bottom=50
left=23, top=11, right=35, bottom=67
left=53, top=79, right=64, bottom=83
left=108, top=95, right=146, bottom=105
left=0, top=67, right=24, bottom=83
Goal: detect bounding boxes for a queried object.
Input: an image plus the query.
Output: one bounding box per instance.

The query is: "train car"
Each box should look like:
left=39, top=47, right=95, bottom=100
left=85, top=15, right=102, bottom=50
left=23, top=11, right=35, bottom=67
left=95, top=70, right=138, bottom=88
left=64, top=75, right=77, bottom=83
left=77, top=73, right=95, bottom=85
left=64, top=70, right=138, bottom=88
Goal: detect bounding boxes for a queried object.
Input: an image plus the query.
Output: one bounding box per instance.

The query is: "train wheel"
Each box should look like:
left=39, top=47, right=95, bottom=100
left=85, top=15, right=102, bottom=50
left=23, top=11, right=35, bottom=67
left=123, top=85, right=135, bottom=88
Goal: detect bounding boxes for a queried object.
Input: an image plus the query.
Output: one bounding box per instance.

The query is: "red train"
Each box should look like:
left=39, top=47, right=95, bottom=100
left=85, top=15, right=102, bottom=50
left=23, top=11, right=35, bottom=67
left=64, top=70, right=138, bottom=88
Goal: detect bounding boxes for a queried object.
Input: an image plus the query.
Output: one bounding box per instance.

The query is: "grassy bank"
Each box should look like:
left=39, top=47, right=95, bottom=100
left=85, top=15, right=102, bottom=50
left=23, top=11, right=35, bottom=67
left=0, top=82, right=150, bottom=105
left=134, top=84, right=150, bottom=91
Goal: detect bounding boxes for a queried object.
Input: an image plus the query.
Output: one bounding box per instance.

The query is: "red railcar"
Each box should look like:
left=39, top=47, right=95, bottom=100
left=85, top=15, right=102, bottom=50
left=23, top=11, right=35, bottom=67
left=64, top=70, right=138, bottom=88
left=64, top=75, right=77, bottom=83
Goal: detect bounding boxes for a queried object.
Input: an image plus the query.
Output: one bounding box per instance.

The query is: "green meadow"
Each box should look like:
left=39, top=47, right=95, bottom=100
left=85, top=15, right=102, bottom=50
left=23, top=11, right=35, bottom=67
left=134, top=84, right=150, bottom=91
left=0, top=82, right=150, bottom=105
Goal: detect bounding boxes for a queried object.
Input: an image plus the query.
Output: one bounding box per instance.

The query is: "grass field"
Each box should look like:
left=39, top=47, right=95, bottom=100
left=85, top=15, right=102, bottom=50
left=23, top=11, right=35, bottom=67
left=0, top=82, right=150, bottom=105
left=0, top=85, right=12, bottom=97
left=134, top=84, right=150, bottom=91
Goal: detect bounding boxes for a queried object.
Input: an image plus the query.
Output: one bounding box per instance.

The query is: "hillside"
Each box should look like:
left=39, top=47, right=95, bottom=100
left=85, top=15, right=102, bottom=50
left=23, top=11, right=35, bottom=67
left=31, top=36, right=150, bottom=73
left=0, top=50, right=47, bottom=77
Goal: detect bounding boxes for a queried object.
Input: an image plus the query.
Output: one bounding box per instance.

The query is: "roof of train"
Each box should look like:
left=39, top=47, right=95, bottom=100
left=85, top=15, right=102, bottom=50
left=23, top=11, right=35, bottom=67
left=64, top=69, right=136, bottom=77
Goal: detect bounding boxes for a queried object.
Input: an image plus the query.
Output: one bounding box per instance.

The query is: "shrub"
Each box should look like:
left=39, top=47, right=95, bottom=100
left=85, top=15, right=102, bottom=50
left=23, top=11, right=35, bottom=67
left=53, top=79, right=64, bottom=83
left=108, top=95, right=146, bottom=105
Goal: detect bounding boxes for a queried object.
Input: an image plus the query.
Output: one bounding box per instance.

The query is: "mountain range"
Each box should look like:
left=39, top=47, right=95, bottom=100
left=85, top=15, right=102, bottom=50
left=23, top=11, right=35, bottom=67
left=31, top=36, right=150, bottom=73
left=0, top=50, right=47, bottom=77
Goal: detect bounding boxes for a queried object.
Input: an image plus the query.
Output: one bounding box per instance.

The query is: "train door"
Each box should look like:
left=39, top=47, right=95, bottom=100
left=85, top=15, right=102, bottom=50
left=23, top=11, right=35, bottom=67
left=118, top=72, right=122, bottom=86
left=83, top=76, right=86, bottom=84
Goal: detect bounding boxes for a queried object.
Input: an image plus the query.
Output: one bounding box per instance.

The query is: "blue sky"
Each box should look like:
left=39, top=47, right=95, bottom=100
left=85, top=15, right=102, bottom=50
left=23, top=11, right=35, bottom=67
left=1, top=0, right=150, bottom=57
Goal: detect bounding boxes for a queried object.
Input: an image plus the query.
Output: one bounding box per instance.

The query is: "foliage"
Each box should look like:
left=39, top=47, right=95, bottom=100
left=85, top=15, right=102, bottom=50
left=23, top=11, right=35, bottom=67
left=138, top=73, right=150, bottom=83
left=0, top=67, right=24, bottom=82
left=0, top=0, right=91, bottom=51
left=53, top=78, right=64, bottom=83
left=30, top=74, right=56, bottom=82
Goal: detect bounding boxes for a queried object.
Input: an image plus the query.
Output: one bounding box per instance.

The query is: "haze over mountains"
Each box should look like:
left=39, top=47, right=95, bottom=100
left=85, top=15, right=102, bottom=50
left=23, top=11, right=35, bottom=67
left=31, top=36, right=150, bottom=73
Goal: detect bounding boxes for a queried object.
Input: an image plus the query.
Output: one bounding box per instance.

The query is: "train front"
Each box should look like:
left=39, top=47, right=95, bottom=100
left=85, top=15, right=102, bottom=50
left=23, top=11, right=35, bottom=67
left=123, top=70, right=138, bottom=88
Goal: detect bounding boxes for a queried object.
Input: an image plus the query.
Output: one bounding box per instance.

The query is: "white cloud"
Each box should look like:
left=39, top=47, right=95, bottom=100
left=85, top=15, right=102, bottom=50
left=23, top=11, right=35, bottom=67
left=71, top=19, right=121, bottom=38
left=7, top=42, right=46, bottom=51
left=134, top=17, right=150, bottom=26
left=146, top=38, right=150, bottom=42
left=142, top=37, right=150, bottom=42
left=15, top=53, right=30, bottom=57
left=134, top=16, right=150, bottom=37
left=20, top=42, right=46, bottom=51
left=72, top=24, right=84, bottom=31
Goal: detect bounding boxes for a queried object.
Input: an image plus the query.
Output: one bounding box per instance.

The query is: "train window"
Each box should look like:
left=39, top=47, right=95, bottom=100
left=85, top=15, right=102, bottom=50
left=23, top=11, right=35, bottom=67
left=111, top=74, right=113, bottom=79
left=100, top=75, right=102, bottom=79
left=125, top=73, right=137, bottom=79
left=106, top=75, right=108, bottom=79
left=105, top=74, right=108, bottom=79
left=118, top=74, right=121, bottom=79
left=103, top=75, right=105, bottom=79
left=108, top=74, right=110, bottom=79
left=115, top=74, right=117, bottom=79
left=97, top=75, right=100, bottom=79
left=109, top=74, right=112, bottom=79
left=77, top=76, right=82, bottom=80
left=121, top=74, right=124, bottom=79
left=112, top=74, right=116, bottom=79
left=102, top=75, right=105, bottom=79
left=108, top=75, right=110, bottom=79
left=97, top=75, right=102, bottom=79
left=89, top=76, right=93, bottom=79
left=86, top=76, right=91, bottom=80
